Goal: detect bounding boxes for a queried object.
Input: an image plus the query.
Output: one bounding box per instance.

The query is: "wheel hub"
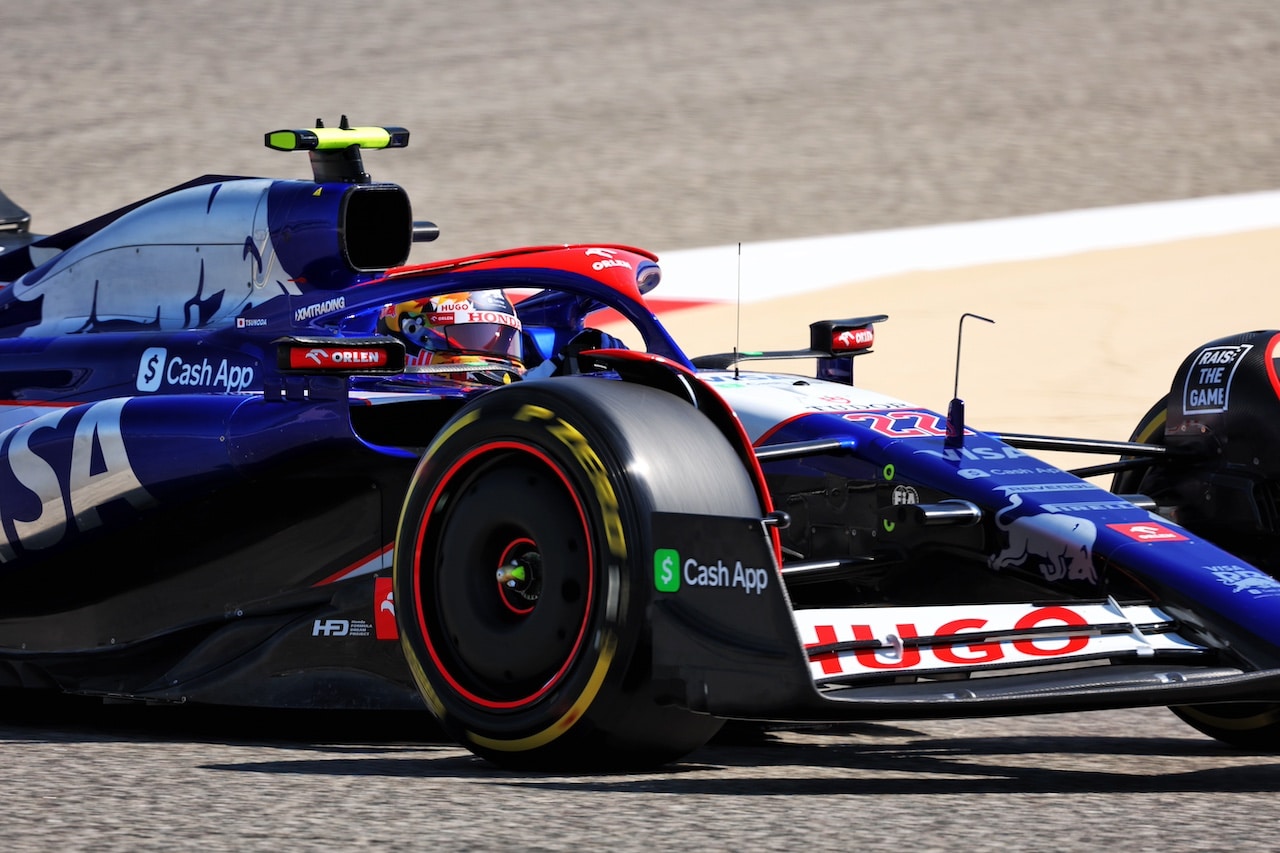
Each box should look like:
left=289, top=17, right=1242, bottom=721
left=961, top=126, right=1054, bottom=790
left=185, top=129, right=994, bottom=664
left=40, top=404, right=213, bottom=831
left=497, top=540, right=542, bottom=612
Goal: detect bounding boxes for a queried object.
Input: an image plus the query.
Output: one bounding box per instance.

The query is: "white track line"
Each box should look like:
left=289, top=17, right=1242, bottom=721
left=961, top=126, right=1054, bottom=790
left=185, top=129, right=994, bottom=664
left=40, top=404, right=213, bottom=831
left=657, top=190, right=1280, bottom=304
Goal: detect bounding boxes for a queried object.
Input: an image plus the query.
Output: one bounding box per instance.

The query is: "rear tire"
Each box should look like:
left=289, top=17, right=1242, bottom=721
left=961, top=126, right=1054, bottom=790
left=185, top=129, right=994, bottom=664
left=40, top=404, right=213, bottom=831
left=394, top=377, right=762, bottom=769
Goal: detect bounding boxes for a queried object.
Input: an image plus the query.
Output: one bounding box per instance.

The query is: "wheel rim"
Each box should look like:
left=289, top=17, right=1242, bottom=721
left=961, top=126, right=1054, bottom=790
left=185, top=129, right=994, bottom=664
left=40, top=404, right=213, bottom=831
left=412, top=441, right=596, bottom=710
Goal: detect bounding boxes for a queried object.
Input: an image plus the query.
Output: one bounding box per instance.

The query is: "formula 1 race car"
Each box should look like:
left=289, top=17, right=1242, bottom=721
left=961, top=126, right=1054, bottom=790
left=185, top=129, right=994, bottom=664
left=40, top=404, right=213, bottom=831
left=3, top=119, right=1280, bottom=770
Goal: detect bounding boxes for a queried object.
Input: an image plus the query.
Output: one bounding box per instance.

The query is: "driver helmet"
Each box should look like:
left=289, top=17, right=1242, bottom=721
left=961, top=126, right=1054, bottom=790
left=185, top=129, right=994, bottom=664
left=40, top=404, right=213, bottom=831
left=378, top=289, right=523, bottom=384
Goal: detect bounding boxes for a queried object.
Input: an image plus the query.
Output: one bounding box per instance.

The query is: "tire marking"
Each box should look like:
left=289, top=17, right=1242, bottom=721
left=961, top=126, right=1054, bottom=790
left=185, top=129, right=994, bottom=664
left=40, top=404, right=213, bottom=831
left=514, top=403, right=626, bottom=559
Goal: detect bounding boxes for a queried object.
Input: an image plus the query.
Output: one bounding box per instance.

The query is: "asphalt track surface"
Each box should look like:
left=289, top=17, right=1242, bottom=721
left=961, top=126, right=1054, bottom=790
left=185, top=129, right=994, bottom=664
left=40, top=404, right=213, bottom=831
left=4, top=1, right=1280, bottom=850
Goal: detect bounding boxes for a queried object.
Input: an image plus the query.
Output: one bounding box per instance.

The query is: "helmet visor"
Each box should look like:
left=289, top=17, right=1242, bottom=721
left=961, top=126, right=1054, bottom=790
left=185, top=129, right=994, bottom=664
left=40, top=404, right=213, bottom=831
left=434, top=315, right=522, bottom=359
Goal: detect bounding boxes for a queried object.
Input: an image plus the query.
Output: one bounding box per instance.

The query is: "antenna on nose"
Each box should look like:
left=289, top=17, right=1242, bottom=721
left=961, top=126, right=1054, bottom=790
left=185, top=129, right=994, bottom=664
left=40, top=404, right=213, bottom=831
left=945, top=312, right=995, bottom=447
left=734, top=242, right=743, bottom=380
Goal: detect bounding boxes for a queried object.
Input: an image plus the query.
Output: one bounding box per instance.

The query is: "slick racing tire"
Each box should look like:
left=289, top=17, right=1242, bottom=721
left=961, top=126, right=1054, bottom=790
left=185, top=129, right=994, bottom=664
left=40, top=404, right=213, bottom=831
left=1110, top=395, right=1167, bottom=496
left=393, top=377, right=761, bottom=770
left=1171, top=703, right=1280, bottom=750
left=1114, top=397, right=1280, bottom=749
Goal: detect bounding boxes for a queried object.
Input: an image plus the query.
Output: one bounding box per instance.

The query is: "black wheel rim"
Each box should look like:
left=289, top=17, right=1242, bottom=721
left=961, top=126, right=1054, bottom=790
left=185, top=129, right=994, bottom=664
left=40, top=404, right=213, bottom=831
left=410, top=441, right=595, bottom=709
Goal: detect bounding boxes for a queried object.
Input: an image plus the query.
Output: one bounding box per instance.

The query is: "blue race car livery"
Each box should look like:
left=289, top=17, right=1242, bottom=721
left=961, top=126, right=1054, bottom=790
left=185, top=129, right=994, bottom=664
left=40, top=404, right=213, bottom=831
left=2, top=119, right=1280, bottom=769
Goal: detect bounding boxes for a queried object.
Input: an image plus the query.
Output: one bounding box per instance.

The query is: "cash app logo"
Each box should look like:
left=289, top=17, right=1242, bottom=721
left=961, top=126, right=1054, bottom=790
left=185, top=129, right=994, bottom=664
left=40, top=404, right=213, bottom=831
left=654, top=548, right=681, bottom=592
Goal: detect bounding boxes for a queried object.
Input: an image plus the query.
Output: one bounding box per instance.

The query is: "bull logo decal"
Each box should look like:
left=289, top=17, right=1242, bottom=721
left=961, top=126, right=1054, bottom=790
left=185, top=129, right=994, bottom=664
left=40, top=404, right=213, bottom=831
left=990, top=494, right=1098, bottom=583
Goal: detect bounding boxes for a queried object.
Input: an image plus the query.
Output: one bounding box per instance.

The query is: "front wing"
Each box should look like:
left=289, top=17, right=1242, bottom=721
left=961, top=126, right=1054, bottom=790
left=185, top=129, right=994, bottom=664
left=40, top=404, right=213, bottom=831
left=647, top=512, right=1280, bottom=721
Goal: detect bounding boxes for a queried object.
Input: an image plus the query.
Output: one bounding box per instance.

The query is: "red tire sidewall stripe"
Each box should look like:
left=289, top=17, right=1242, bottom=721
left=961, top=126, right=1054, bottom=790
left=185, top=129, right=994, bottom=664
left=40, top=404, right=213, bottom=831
left=412, top=440, right=595, bottom=710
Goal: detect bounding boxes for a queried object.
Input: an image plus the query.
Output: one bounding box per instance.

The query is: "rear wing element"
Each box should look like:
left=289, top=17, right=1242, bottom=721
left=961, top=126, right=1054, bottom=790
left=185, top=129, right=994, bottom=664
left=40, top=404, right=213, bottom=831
left=692, top=314, right=887, bottom=385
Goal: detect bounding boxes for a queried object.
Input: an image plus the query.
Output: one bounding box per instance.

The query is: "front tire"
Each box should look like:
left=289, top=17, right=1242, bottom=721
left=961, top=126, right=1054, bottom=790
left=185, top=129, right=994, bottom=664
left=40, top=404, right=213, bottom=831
left=393, top=377, right=762, bottom=769
left=1115, top=396, right=1280, bottom=749
left=1111, top=394, right=1167, bottom=496
left=1171, top=704, right=1280, bottom=750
